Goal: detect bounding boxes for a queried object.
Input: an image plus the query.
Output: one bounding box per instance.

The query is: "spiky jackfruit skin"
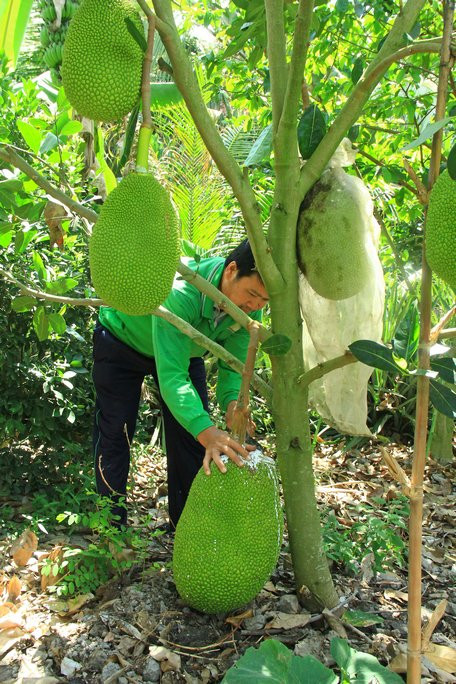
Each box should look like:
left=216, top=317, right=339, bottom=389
left=173, top=453, right=283, bottom=614
left=89, top=173, right=180, bottom=315
left=297, top=168, right=371, bottom=300
left=61, top=0, right=143, bottom=122
left=425, top=170, right=456, bottom=291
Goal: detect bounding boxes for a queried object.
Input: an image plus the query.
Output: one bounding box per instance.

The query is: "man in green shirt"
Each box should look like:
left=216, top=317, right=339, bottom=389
left=92, top=239, right=268, bottom=528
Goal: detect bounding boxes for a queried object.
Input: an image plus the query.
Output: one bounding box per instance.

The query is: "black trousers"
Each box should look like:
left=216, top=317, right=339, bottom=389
left=92, top=324, right=209, bottom=527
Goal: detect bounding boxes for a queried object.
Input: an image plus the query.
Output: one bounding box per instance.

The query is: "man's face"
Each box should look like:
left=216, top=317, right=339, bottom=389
left=221, top=262, right=269, bottom=314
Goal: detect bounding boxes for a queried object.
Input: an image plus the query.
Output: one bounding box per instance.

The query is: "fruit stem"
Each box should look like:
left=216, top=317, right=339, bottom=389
left=135, top=125, right=151, bottom=172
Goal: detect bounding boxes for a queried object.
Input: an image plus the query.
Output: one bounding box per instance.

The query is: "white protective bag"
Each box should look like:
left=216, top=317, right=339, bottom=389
left=299, top=141, right=385, bottom=436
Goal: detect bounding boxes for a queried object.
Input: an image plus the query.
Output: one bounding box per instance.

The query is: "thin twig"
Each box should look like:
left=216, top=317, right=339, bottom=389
left=298, top=351, right=357, bottom=389
left=430, top=305, right=456, bottom=344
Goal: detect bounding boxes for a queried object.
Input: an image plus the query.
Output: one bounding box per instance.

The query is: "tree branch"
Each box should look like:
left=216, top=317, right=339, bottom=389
left=438, top=328, right=456, bottom=340
left=0, top=267, right=273, bottom=404
left=0, top=265, right=103, bottom=307
left=0, top=144, right=99, bottom=224
left=176, top=261, right=272, bottom=343
left=150, top=0, right=283, bottom=293
left=278, top=0, right=315, bottom=144
left=297, top=351, right=358, bottom=389
left=430, top=305, right=456, bottom=345
left=154, top=306, right=272, bottom=404
left=264, top=0, right=287, bottom=128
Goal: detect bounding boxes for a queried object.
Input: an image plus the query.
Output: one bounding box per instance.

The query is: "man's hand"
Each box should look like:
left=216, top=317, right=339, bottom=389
left=197, top=425, right=255, bottom=476
left=225, top=400, right=256, bottom=437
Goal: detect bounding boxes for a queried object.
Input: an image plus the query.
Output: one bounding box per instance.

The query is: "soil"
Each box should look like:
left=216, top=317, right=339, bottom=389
left=0, top=440, right=455, bottom=683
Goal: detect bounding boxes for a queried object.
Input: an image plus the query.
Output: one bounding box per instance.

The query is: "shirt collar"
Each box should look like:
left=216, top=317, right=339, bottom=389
left=200, top=261, right=225, bottom=319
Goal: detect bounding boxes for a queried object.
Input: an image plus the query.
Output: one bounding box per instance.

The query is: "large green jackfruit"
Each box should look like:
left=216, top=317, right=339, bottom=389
left=89, top=173, right=180, bottom=315
left=61, top=0, right=143, bottom=122
left=173, top=452, right=283, bottom=614
left=425, top=170, right=456, bottom=291
left=297, top=168, right=372, bottom=300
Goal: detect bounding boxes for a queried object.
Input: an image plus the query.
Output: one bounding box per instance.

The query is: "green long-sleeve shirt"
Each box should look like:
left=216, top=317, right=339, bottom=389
left=98, top=256, right=262, bottom=438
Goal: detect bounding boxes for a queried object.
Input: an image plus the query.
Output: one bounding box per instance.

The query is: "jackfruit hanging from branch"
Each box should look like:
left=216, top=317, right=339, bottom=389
left=61, top=0, right=144, bottom=122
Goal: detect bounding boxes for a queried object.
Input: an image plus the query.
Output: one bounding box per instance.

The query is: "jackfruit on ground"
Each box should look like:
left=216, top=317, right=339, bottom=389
left=297, top=167, right=372, bottom=300
left=89, top=173, right=180, bottom=315
left=173, top=451, right=283, bottom=614
left=61, top=0, right=143, bottom=122
left=425, top=170, right=456, bottom=291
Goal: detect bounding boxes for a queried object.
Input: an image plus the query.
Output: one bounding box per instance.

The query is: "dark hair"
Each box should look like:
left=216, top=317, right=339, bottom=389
left=224, top=238, right=260, bottom=279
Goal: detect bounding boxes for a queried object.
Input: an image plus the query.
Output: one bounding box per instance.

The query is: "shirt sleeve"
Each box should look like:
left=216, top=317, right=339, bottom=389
left=151, top=289, right=213, bottom=438
left=216, top=309, right=263, bottom=412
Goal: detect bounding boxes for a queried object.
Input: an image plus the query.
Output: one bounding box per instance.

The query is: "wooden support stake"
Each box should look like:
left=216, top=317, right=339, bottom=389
left=231, top=323, right=260, bottom=444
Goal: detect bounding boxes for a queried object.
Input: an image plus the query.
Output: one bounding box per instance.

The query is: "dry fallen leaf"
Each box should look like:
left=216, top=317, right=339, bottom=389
left=225, top=608, right=253, bottom=628
left=47, top=592, right=94, bottom=616
left=44, top=200, right=67, bottom=250
left=425, top=643, right=456, bottom=674
left=0, top=626, right=27, bottom=657
left=7, top=576, right=21, bottom=603
left=265, top=611, right=311, bottom=630
left=149, top=645, right=181, bottom=671
left=390, top=643, right=456, bottom=675
left=0, top=603, right=17, bottom=617
left=322, top=608, right=348, bottom=638
left=11, top=529, right=38, bottom=567
left=0, top=612, right=23, bottom=631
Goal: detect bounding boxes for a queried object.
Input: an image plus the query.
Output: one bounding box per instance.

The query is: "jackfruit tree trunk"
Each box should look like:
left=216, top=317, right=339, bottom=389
left=272, top=351, right=339, bottom=610
left=268, top=200, right=339, bottom=610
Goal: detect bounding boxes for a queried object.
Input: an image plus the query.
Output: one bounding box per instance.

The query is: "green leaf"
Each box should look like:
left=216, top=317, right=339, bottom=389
left=49, top=312, right=66, bottom=335
left=124, top=16, right=147, bottom=52
left=222, top=639, right=338, bottom=683
left=243, top=124, right=273, bottom=167
left=32, top=251, right=48, bottom=283
left=429, top=380, right=456, bottom=419
left=0, top=228, right=12, bottom=247
left=392, top=302, right=419, bottom=362
left=331, top=637, right=403, bottom=683
left=402, top=117, right=451, bottom=151
left=33, top=307, right=50, bottom=341
left=447, top=140, right=456, bottom=181
left=39, top=132, right=59, bottom=154
left=59, top=120, right=83, bottom=136
left=351, top=57, right=364, bottom=84
left=349, top=340, right=407, bottom=374
left=297, top=105, right=326, bottom=160
left=150, top=82, right=183, bottom=108
left=10, top=295, right=36, bottom=312
left=336, top=0, right=349, bottom=12
left=289, top=655, right=338, bottom=683
left=116, top=104, right=140, bottom=174
left=348, top=125, right=360, bottom=142
left=261, top=334, right=292, bottom=356
left=17, top=120, right=41, bottom=154
left=222, top=640, right=293, bottom=682
left=45, top=277, right=78, bottom=295
left=0, top=0, right=33, bottom=67
left=430, top=357, right=456, bottom=384
left=342, top=609, right=384, bottom=627
left=95, top=127, right=117, bottom=195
